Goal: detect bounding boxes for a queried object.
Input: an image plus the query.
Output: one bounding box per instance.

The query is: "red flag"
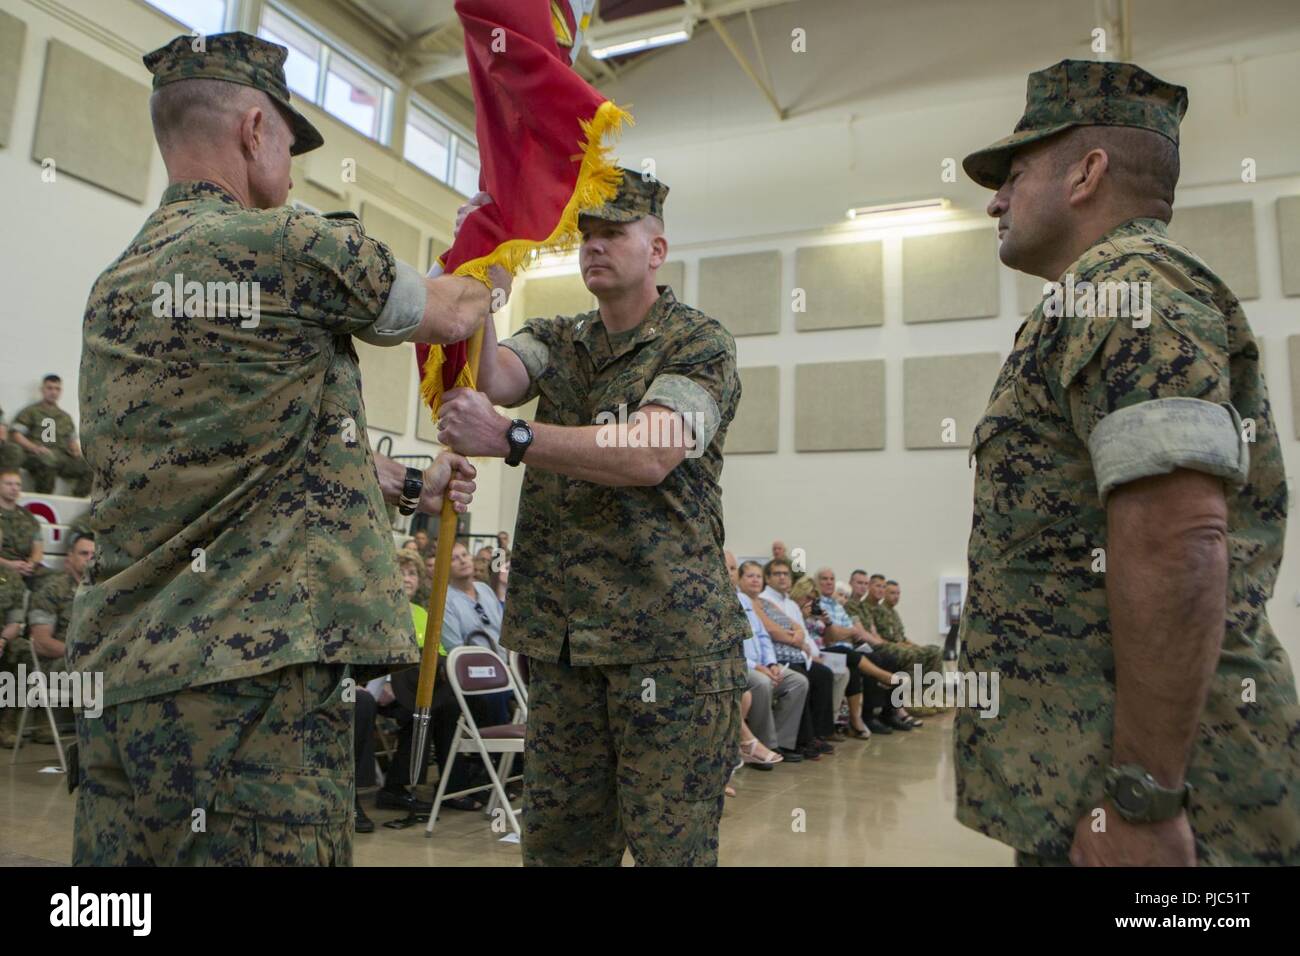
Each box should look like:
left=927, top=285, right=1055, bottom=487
left=417, top=0, right=630, bottom=414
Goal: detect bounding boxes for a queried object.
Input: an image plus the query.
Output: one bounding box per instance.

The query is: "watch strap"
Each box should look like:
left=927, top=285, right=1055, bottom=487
left=397, top=466, right=423, bottom=516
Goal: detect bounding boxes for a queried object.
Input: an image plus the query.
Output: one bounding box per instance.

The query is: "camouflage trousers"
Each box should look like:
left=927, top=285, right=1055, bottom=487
left=23, top=447, right=91, bottom=497
left=872, top=641, right=943, bottom=677
left=522, top=647, right=746, bottom=867
left=0, top=441, right=22, bottom=472
left=73, top=663, right=354, bottom=866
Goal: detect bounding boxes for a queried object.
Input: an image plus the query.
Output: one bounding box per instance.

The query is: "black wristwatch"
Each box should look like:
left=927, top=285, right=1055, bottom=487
left=397, top=466, right=423, bottom=516
left=505, top=419, right=533, bottom=467
left=1104, top=764, right=1192, bottom=823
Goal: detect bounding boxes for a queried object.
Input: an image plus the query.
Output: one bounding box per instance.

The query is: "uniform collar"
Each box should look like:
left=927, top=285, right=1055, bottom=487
left=160, top=180, right=246, bottom=209
left=1062, top=216, right=1168, bottom=279
left=575, top=286, right=677, bottom=366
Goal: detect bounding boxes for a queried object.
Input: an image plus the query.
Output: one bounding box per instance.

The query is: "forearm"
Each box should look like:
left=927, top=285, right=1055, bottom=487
left=522, top=411, right=684, bottom=487
left=13, top=432, right=41, bottom=454
left=29, top=543, right=43, bottom=565
left=412, top=274, right=490, bottom=345
left=824, top=623, right=855, bottom=643
left=1107, top=473, right=1228, bottom=789
left=30, top=625, right=63, bottom=659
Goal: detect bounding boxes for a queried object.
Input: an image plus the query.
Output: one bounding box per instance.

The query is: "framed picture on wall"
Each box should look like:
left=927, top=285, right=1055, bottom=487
left=938, top=576, right=966, bottom=635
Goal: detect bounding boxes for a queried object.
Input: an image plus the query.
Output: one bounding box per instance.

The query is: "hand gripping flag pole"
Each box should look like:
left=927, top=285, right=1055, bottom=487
left=408, top=0, right=629, bottom=789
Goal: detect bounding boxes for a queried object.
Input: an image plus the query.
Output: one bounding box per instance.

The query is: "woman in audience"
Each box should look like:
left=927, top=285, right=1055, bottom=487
left=741, top=564, right=835, bottom=760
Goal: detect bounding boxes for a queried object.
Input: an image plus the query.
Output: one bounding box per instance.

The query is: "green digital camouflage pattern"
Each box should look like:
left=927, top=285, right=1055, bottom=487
left=144, top=32, right=323, bottom=156
left=522, top=649, right=745, bottom=865
left=499, top=286, right=748, bottom=665
left=843, top=595, right=873, bottom=631
left=963, top=59, right=1187, bottom=189
left=0, top=502, right=40, bottom=564
left=0, top=567, right=23, bottom=625
left=955, top=217, right=1299, bottom=865
left=70, top=180, right=416, bottom=708
left=13, top=401, right=76, bottom=447
left=28, top=568, right=77, bottom=642
left=73, top=663, right=353, bottom=865
left=582, top=167, right=669, bottom=223
left=875, top=602, right=943, bottom=675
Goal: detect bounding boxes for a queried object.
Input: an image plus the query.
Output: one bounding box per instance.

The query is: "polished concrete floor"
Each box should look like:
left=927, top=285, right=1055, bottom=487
left=0, top=712, right=1011, bottom=866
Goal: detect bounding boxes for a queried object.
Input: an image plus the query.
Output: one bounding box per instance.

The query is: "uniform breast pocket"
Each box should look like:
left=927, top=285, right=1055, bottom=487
left=592, top=374, right=650, bottom=423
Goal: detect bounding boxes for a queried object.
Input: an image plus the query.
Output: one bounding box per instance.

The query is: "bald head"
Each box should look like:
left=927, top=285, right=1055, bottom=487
left=150, top=78, right=296, bottom=209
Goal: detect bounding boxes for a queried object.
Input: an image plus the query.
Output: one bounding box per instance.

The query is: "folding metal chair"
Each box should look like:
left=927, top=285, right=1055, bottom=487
left=426, top=646, right=527, bottom=836
left=507, top=649, right=529, bottom=709
left=12, top=641, right=70, bottom=773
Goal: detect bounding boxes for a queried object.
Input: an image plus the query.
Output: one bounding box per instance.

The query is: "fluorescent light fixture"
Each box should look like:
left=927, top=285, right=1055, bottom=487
left=589, top=17, right=695, bottom=60
left=846, top=198, right=951, bottom=220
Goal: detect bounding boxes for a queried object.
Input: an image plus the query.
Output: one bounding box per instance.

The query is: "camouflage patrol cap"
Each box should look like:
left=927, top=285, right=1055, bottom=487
left=143, top=32, right=324, bottom=156
left=581, top=168, right=669, bottom=223
left=963, top=59, right=1187, bottom=190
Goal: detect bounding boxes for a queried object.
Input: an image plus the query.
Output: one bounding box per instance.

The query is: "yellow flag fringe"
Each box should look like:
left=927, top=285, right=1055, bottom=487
left=420, top=99, right=632, bottom=416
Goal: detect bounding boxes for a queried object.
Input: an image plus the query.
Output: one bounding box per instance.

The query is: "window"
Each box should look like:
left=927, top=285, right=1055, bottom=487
left=405, top=106, right=452, bottom=181
left=452, top=141, right=480, bottom=196
left=258, top=7, right=320, bottom=103
left=404, top=100, right=481, bottom=197
left=142, top=0, right=229, bottom=35
left=257, top=3, right=393, bottom=144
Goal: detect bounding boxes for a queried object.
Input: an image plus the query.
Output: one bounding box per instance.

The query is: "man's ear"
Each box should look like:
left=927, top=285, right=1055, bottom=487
left=650, top=234, right=668, bottom=270
left=1068, top=147, right=1109, bottom=206
left=239, top=106, right=265, bottom=159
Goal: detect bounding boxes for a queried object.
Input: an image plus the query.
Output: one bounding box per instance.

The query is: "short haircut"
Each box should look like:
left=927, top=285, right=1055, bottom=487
left=850, top=569, right=868, bottom=579
left=43, top=374, right=61, bottom=383
left=149, top=78, right=267, bottom=153
left=870, top=573, right=885, bottom=582
left=69, top=531, right=95, bottom=547
left=886, top=580, right=898, bottom=587
left=1053, top=125, right=1180, bottom=206
left=0, top=467, right=20, bottom=479
left=764, top=558, right=792, bottom=578
left=737, top=560, right=764, bottom=578
left=815, top=566, right=835, bottom=577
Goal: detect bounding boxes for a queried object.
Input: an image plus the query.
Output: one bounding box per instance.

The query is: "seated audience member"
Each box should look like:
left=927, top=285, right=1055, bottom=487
left=402, top=538, right=420, bottom=551
left=473, top=546, right=493, bottom=584
left=834, top=582, right=851, bottom=606
left=754, top=559, right=836, bottom=760
left=24, top=531, right=95, bottom=742
left=727, top=552, right=800, bottom=766
left=842, top=571, right=923, bottom=731
left=880, top=579, right=944, bottom=685
left=486, top=548, right=509, bottom=608
left=411, top=528, right=431, bottom=554
left=770, top=539, right=803, bottom=583
left=496, top=531, right=510, bottom=551
left=0, top=550, right=27, bottom=749
left=0, top=468, right=45, bottom=587
left=785, top=572, right=847, bottom=743
left=9, top=374, right=92, bottom=497
left=441, top=541, right=513, bottom=725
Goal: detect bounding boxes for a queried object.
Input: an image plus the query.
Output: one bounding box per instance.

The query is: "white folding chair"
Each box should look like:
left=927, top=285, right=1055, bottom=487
left=426, top=646, right=527, bottom=837
left=507, top=649, right=529, bottom=709
left=12, top=640, right=70, bottom=773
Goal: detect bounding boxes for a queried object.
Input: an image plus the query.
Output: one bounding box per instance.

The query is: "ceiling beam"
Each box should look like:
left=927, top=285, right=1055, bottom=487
left=708, top=14, right=785, bottom=120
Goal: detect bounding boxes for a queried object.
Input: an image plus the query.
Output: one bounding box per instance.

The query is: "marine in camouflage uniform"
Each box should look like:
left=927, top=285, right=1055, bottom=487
left=876, top=585, right=943, bottom=678
left=0, top=410, right=25, bottom=472
left=11, top=384, right=92, bottom=497
left=439, top=171, right=748, bottom=865
left=955, top=60, right=1298, bottom=865
left=68, top=33, right=483, bottom=866
left=0, top=562, right=27, bottom=748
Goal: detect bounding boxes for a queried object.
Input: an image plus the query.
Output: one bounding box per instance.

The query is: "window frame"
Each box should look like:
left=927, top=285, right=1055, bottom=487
left=137, top=0, right=236, bottom=34
left=404, top=95, right=481, bottom=197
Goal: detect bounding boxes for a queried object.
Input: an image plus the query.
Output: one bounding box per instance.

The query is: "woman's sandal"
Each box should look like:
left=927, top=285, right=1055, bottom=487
left=740, top=737, right=783, bottom=768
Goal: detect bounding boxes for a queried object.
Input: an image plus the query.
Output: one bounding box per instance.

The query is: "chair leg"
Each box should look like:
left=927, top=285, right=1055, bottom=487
left=471, top=737, right=519, bottom=836
left=10, top=705, right=26, bottom=765
left=426, top=724, right=463, bottom=836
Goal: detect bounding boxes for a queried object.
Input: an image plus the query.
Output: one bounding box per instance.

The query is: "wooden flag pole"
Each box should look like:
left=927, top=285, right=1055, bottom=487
left=409, top=324, right=486, bottom=786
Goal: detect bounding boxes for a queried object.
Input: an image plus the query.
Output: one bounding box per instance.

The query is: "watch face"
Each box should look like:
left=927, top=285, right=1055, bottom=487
left=1116, top=777, right=1149, bottom=813
left=510, top=425, right=530, bottom=444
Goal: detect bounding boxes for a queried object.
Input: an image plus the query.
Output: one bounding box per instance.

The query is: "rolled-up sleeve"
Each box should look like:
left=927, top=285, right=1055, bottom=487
left=499, top=319, right=559, bottom=407
left=639, top=326, right=738, bottom=453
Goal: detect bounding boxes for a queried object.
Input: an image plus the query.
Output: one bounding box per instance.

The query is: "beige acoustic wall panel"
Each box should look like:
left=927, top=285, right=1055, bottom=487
left=355, top=341, right=413, bottom=436
left=794, top=360, right=885, bottom=451
left=0, top=11, right=26, bottom=147
left=32, top=40, right=152, bottom=203
left=794, top=241, right=884, bottom=331
left=904, top=353, right=1002, bottom=449
left=726, top=366, right=780, bottom=454
left=902, top=228, right=1000, bottom=323
left=1278, top=196, right=1300, bottom=297
left=518, top=273, right=595, bottom=332
left=659, top=260, right=685, bottom=296
left=1290, top=336, right=1300, bottom=440
left=1166, top=201, right=1259, bottom=300
left=698, top=251, right=781, bottom=336
left=360, top=202, right=421, bottom=267
left=291, top=179, right=347, bottom=216
left=1014, top=269, right=1048, bottom=316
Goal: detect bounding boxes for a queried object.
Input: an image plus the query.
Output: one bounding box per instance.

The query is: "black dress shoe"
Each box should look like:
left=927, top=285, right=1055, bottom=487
left=375, top=788, right=434, bottom=814
left=354, top=801, right=375, bottom=834
left=798, top=744, right=822, bottom=760
left=866, top=718, right=894, bottom=735
left=777, top=747, right=805, bottom=763
left=884, top=715, right=914, bottom=731
left=813, top=738, right=835, bottom=755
